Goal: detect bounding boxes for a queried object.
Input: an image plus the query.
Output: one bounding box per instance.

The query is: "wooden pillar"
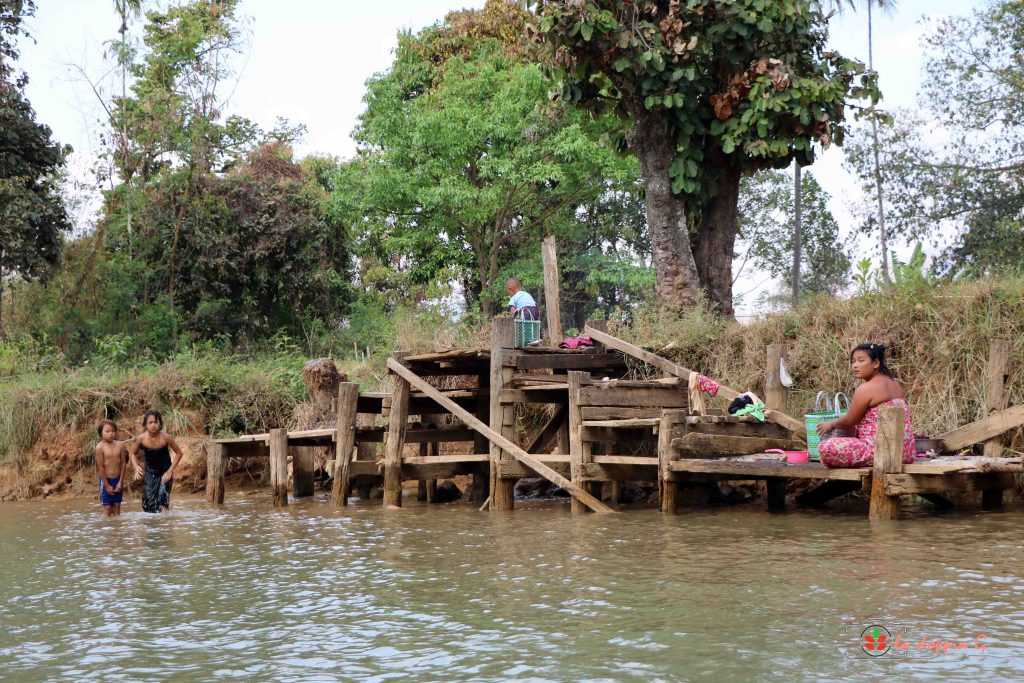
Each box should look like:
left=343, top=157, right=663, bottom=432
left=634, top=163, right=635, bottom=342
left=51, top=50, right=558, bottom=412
left=982, top=489, right=1004, bottom=511
left=269, top=428, right=289, bottom=507
left=541, top=235, right=562, bottom=345
left=205, top=442, right=226, bottom=505
left=766, top=479, right=786, bottom=512
left=868, top=404, right=904, bottom=520
left=765, top=344, right=788, bottom=415
left=490, top=318, right=517, bottom=511
left=470, top=377, right=490, bottom=504
left=292, top=446, right=315, bottom=498
left=568, top=371, right=592, bottom=514
left=383, top=351, right=411, bottom=508
left=331, top=382, right=360, bottom=507
left=983, top=339, right=1011, bottom=457
left=658, top=411, right=681, bottom=514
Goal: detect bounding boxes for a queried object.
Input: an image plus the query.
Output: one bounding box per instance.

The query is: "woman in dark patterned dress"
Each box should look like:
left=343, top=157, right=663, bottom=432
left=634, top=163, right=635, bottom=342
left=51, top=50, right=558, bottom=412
left=129, top=410, right=185, bottom=513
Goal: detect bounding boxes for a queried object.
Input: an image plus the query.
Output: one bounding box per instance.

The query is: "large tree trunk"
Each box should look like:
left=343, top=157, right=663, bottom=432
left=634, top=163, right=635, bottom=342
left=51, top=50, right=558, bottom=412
left=625, top=110, right=702, bottom=312
left=693, top=164, right=741, bottom=319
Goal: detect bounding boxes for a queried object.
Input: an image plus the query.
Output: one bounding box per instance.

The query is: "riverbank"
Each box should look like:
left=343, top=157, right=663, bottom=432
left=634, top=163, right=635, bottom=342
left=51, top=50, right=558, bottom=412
left=2, top=277, right=1022, bottom=501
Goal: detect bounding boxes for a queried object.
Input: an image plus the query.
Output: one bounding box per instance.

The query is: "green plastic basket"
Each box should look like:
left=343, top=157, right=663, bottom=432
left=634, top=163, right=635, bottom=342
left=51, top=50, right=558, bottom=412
left=514, top=319, right=542, bottom=348
left=804, top=391, right=849, bottom=459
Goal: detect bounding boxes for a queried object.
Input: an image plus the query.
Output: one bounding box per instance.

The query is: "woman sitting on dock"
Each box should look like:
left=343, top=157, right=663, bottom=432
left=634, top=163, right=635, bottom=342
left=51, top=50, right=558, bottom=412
left=816, top=343, right=916, bottom=468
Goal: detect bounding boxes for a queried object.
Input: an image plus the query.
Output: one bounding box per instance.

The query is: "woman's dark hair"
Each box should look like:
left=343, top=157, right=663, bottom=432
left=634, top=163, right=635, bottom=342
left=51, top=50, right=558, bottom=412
left=97, top=419, right=118, bottom=438
left=142, top=410, right=163, bottom=430
left=851, top=342, right=893, bottom=377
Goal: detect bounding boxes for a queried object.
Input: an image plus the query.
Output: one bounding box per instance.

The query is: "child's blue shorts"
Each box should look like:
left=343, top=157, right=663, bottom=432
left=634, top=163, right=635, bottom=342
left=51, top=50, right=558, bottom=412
left=99, top=477, right=123, bottom=505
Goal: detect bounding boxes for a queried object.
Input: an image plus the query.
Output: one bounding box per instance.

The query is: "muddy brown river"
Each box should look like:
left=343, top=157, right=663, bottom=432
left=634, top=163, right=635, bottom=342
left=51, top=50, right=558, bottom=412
left=1, top=495, right=1021, bottom=681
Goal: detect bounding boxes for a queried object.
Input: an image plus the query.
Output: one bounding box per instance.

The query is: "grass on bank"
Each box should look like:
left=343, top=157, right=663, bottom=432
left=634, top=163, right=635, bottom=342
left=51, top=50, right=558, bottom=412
left=2, top=277, right=1023, bottom=466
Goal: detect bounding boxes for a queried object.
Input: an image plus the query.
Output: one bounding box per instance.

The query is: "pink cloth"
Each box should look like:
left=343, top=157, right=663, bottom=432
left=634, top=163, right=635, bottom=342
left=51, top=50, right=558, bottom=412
left=820, top=398, right=915, bottom=468
left=697, top=375, right=719, bottom=397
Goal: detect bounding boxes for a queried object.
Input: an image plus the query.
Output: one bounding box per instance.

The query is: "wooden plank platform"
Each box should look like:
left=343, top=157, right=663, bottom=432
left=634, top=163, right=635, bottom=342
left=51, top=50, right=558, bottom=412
left=667, top=459, right=870, bottom=481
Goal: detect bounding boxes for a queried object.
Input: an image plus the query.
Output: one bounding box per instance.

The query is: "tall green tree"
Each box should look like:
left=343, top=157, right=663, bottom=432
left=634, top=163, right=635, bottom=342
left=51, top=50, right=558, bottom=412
left=737, top=169, right=849, bottom=302
left=346, top=1, right=636, bottom=315
left=529, top=0, right=879, bottom=317
left=845, top=0, right=1024, bottom=276
left=0, top=0, right=72, bottom=335
left=830, top=0, right=897, bottom=282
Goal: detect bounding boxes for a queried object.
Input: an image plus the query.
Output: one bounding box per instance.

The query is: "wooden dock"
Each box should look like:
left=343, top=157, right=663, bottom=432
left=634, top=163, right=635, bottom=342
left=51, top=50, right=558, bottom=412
left=207, top=327, right=1024, bottom=520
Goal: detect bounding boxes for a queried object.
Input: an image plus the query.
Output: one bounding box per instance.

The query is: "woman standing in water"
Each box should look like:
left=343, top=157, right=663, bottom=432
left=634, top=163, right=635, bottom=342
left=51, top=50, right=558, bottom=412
left=129, top=410, right=185, bottom=513
left=817, top=343, right=916, bottom=468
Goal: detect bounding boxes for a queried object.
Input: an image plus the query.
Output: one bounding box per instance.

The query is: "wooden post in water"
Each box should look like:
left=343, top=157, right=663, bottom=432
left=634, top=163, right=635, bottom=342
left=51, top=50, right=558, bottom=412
left=541, top=235, right=562, bottom=345
left=658, top=411, right=681, bottom=514
left=270, top=428, right=289, bottom=507
left=469, top=373, right=490, bottom=504
left=983, top=339, right=1011, bottom=457
left=383, top=351, right=411, bottom=508
left=982, top=339, right=1010, bottom=511
left=206, top=442, right=226, bottom=504
left=331, top=382, right=360, bottom=507
left=490, top=318, right=517, bottom=511
left=765, top=343, right=788, bottom=511
left=568, top=371, right=590, bottom=514
left=292, top=447, right=315, bottom=498
left=868, top=404, right=904, bottom=520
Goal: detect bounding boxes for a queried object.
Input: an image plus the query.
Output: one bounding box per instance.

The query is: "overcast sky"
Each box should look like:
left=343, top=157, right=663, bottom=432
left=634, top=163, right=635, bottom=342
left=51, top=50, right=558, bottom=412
left=18, top=0, right=969, bottom=315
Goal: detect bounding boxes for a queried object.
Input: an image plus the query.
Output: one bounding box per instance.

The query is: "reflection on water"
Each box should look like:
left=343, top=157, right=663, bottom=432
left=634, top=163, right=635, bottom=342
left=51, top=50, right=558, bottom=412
left=1, top=496, right=1022, bottom=681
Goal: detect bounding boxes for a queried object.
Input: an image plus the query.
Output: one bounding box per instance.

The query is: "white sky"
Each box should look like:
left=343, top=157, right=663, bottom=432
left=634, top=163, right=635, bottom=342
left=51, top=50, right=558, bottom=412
left=18, top=0, right=970, bottom=315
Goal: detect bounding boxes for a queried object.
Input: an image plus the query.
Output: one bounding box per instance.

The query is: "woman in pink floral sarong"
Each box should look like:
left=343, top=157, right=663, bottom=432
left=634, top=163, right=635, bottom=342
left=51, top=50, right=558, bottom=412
left=817, top=343, right=915, bottom=468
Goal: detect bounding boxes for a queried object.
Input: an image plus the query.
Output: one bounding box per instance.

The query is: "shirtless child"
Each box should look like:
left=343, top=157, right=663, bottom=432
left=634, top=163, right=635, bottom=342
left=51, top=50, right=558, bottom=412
left=95, top=419, right=127, bottom=516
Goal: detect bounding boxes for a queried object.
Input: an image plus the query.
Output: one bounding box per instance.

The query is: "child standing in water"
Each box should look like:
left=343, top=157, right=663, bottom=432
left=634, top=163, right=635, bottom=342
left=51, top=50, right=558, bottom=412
left=129, top=410, right=185, bottom=513
left=95, top=419, right=127, bottom=516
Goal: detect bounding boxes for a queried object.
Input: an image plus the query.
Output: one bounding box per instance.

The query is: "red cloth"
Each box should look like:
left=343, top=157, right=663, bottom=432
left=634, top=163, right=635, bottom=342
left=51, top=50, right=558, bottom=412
left=697, top=375, right=719, bottom=397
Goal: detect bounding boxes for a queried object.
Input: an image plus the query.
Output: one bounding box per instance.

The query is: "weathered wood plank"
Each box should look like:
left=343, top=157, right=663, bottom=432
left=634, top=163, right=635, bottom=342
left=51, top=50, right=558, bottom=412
left=515, top=353, right=625, bottom=370
left=205, top=442, right=226, bottom=504
left=500, top=389, right=568, bottom=405
left=291, top=446, right=315, bottom=498
left=672, top=432, right=806, bottom=457
left=869, top=404, right=904, bottom=520
left=568, top=371, right=591, bottom=514
left=578, top=385, right=688, bottom=408
left=884, top=472, right=1017, bottom=496
left=490, top=319, right=517, bottom=510
left=984, top=339, right=1012, bottom=457
left=939, top=404, right=1024, bottom=452
left=495, top=459, right=571, bottom=479
left=331, top=382, right=360, bottom=507
left=269, top=428, right=288, bottom=507
left=542, top=235, right=563, bottom=345
left=581, top=462, right=660, bottom=482
left=903, top=459, right=1024, bottom=474
left=591, top=455, right=658, bottom=465
left=388, top=357, right=615, bottom=513
left=581, top=407, right=662, bottom=421
left=659, top=411, right=680, bottom=514
left=403, top=454, right=491, bottom=465
left=667, top=459, right=869, bottom=481
left=383, top=351, right=411, bottom=508
left=583, top=325, right=806, bottom=437
left=355, top=426, right=478, bottom=444
left=582, top=418, right=661, bottom=429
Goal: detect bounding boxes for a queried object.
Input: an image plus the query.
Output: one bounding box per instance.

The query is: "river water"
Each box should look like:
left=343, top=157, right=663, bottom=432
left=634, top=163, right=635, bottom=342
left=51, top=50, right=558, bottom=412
left=1, top=495, right=1022, bottom=682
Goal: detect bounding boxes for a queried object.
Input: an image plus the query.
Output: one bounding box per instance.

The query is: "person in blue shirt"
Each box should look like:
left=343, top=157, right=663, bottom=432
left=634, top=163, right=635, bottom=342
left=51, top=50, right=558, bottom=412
left=505, top=278, right=539, bottom=320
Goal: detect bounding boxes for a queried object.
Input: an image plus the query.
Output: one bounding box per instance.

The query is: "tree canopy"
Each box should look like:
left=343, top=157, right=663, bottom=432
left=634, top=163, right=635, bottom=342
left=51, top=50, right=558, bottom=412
left=528, top=0, right=879, bottom=316
left=0, top=0, right=72, bottom=333
left=846, top=0, right=1024, bottom=277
